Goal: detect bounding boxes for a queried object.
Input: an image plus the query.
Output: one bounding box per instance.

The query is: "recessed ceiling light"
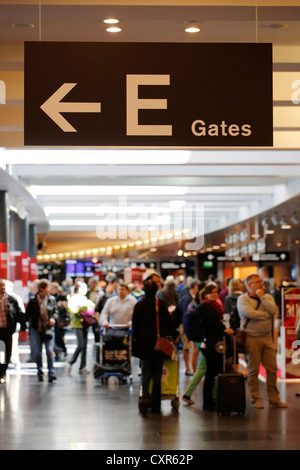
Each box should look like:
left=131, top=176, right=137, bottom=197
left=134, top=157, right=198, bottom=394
left=106, top=26, right=121, bottom=33
left=184, top=20, right=200, bottom=33
left=185, top=26, right=200, bottom=33
left=12, top=23, right=34, bottom=28
left=104, top=18, right=119, bottom=24
left=268, top=23, right=288, bottom=29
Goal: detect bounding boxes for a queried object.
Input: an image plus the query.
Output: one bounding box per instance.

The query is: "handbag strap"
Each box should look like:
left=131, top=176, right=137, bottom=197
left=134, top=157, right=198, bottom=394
left=155, top=297, right=160, bottom=338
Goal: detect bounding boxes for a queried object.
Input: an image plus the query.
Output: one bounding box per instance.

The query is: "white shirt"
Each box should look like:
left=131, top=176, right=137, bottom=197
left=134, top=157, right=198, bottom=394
left=100, top=294, right=137, bottom=326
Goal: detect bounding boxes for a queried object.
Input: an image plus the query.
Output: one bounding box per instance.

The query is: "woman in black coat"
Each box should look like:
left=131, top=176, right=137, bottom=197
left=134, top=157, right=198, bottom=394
left=132, top=280, right=177, bottom=416
left=197, top=283, right=233, bottom=410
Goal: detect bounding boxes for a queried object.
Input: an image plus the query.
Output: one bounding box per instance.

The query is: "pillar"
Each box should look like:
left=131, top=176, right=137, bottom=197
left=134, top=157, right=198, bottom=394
left=29, top=224, right=38, bottom=282
left=9, top=211, right=29, bottom=286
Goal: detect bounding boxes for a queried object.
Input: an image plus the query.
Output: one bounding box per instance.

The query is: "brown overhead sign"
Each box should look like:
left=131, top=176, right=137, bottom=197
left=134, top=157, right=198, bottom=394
left=24, top=42, right=273, bottom=147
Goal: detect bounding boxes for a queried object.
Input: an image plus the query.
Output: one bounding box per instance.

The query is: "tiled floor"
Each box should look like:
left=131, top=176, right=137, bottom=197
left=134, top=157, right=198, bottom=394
left=1, top=330, right=300, bottom=451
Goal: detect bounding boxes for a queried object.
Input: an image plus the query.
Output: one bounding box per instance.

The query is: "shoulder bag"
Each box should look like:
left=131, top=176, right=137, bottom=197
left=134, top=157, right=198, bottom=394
left=154, top=298, right=175, bottom=359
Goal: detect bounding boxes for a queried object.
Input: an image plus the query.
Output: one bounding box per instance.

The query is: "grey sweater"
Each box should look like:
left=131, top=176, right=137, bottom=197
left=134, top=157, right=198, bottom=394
left=237, top=293, right=277, bottom=337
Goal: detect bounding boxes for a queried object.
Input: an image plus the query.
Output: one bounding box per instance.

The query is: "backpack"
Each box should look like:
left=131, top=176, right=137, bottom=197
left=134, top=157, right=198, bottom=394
left=183, top=306, right=204, bottom=342
left=228, top=296, right=241, bottom=330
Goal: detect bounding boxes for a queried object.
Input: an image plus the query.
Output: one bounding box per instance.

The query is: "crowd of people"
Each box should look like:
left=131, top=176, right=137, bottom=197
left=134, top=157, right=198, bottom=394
left=0, top=267, right=287, bottom=414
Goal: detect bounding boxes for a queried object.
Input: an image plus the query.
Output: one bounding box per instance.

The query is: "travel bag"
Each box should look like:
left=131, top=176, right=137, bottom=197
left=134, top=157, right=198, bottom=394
left=216, top=332, right=246, bottom=416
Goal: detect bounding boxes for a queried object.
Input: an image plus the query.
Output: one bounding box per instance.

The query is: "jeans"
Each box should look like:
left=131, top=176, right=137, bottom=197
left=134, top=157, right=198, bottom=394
left=141, top=353, right=164, bottom=412
left=0, top=328, right=12, bottom=377
left=69, top=328, right=88, bottom=370
left=31, top=328, right=55, bottom=378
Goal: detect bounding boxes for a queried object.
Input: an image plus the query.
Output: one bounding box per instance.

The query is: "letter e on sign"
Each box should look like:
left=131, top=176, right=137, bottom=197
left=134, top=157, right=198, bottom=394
left=126, top=74, right=172, bottom=136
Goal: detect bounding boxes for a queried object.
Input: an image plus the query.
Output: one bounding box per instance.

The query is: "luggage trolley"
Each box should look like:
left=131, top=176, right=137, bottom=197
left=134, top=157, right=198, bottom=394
left=138, top=345, right=180, bottom=413
left=93, top=325, right=132, bottom=384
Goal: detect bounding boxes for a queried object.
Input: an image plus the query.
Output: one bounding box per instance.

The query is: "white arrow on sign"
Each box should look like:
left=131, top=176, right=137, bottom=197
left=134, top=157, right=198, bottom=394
left=40, top=83, right=101, bottom=132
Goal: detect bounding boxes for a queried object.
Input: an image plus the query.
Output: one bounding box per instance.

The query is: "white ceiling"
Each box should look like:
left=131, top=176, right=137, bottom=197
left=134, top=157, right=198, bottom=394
left=0, top=0, right=300, bottom=262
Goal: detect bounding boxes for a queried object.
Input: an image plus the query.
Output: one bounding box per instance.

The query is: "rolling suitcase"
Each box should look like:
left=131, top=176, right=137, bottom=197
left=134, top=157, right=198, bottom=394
left=216, top=333, right=246, bottom=416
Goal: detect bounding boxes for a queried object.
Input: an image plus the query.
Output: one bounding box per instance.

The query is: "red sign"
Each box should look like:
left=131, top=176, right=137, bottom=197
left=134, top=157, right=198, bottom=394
left=282, top=287, right=300, bottom=326
left=0, top=243, right=8, bottom=279
left=8, top=251, right=22, bottom=282
left=29, top=257, right=38, bottom=282
left=21, top=252, right=29, bottom=286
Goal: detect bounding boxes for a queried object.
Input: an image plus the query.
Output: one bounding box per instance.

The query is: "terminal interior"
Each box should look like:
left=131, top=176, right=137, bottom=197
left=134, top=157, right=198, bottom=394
left=0, top=0, right=300, bottom=452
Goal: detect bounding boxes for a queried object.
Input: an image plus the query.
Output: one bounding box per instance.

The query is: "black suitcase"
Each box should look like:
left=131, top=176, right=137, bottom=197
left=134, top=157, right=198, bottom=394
left=216, top=333, right=246, bottom=416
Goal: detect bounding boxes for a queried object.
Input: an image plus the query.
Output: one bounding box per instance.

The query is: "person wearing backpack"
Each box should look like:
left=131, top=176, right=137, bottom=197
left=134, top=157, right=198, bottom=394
left=184, top=283, right=233, bottom=411
left=224, top=279, right=243, bottom=331
left=178, top=279, right=200, bottom=376
left=182, top=288, right=207, bottom=405
left=224, top=279, right=248, bottom=376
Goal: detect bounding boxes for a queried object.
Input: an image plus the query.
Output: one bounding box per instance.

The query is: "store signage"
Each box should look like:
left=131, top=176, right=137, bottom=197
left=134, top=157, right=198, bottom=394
left=204, top=252, right=226, bottom=262
left=280, top=287, right=300, bottom=379
left=161, top=262, right=180, bottom=270
left=251, top=252, right=289, bottom=262
left=24, top=42, right=273, bottom=147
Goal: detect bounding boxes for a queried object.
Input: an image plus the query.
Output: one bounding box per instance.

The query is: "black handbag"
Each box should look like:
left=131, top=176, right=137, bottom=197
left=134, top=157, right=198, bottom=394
left=44, top=328, right=53, bottom=339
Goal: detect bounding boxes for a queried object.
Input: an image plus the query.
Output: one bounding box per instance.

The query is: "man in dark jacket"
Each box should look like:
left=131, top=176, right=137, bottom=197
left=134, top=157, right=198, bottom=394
left=25, top=279, right=58, bottom=382
left=0, top=279, right=26, bottom=383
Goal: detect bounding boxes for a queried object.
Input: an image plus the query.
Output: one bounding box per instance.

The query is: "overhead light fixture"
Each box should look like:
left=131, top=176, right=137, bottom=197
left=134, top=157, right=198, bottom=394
left=0, top=149, right=191, bottom=165
left=280, top=216, right=291, bottom=230
left=185, top=26, right=200, bottom=33
left=9, top=197, right=28, bottom=220
left=106, top=26, right=121, bottom=32
left=184, top=21, right=200, bottom=33
left=268, top=23, right=288, bottom=29
left=30, top=185, right=187, bottom=196
left=265, top=229, right=275, bottom=235
left=168, top=200, right=186, bottom=209
left=184, top=20, right=200, bottom=33
left=270, top=212, right=278, bottom=226
left=290, top=212, right=299, bottom=225
left=49, top=216, right=171, bottom=226
left=12, top=23, right=34, bottom=28
left=103, top=18, right=119, bottom=24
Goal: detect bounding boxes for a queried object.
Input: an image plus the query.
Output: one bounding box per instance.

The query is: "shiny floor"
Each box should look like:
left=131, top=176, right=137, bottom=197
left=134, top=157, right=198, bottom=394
left=1, top=331, right=300, bottom=451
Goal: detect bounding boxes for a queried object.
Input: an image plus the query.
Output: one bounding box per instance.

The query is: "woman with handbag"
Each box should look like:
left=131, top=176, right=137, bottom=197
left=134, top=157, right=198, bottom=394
left=25, top=279, right=58, bottom=382
left=132, top=279, right=177, bottom=416
left=198, top=283, right=233, bottom=410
